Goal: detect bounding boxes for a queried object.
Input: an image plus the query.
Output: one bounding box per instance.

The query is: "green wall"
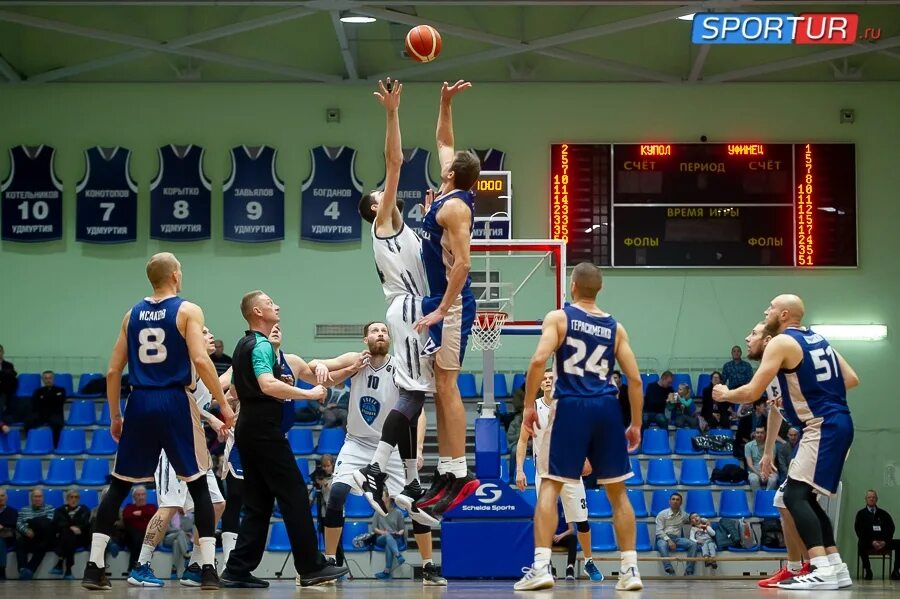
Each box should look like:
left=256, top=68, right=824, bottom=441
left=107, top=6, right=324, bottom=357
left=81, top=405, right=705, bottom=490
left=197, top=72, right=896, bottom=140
left=1, top=82, right=898, bottom=552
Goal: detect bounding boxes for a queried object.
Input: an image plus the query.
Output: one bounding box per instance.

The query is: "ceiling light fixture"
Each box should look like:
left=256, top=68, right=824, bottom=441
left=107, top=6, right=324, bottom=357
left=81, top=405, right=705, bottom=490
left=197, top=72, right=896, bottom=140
left=810, top=324, right=888, bottom=341
left=677, top=13, right=696, bottom=21
left=340, top=14, right=376, bottom=24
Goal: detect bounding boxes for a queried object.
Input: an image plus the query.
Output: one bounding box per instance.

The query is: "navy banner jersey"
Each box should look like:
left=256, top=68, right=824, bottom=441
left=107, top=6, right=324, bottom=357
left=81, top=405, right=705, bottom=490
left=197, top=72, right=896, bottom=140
left=76, top=146, right=138, bottom=244
left=774, top=327, right=850, bottom=425
left=1, top=145, right=63, bottom=242
left=300, top=145, right=363, bottom=242
left=377, top=148, right=440, bottom=235
left=223, top=145, right=284, bottom=243
left=468, top=147, right=505, bottom=171
left=150, top=145, right=211, bottom=241
left=126, top=296, right=192, bottom=388
left=552, top=305, right=618, bottom=399
left=420, top=189, right=475, bottom=298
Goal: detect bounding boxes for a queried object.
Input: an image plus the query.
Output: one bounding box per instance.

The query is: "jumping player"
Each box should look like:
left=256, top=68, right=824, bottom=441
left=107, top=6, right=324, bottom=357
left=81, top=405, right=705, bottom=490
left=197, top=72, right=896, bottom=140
left=82, top=252, right=234, bottom=591
left=514, top=263, right=644, bottom=592
left=713, top=294, right=859, bottom=590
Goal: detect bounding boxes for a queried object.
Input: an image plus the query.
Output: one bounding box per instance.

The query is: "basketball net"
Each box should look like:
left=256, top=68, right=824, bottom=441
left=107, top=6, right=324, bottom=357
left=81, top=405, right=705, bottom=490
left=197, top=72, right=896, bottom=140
left=471, top=310, right=507, bottom=351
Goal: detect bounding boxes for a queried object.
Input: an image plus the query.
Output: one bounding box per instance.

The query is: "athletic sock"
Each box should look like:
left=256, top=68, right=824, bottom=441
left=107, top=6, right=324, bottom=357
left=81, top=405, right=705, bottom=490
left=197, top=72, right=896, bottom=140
left=89, top=533, right=111, bottom=568
left=621, top=550, right=638, bottom=572
left=788, top=560, right=803, bottom=572
left=404, top=459, right=419, bottom=485
left=138, top=544, right=154, bottom=566
left=198, top=537, right=216, bottom=567
left=325, top=554, right=336, bottom=562
left=534, top=547, right=551, bottom=571
left=221, top=532, right=238, bottom=566
left=448, top=456, right=467, bottom=478
left=437, top=456, right=452, bottom=475
left=810, top=555, right=832, bottom=573
left=827, top=552, right=843, bottom=567
left=372, top=442, right=393, bottom=472
left=423, top=559, right=434, bottom=567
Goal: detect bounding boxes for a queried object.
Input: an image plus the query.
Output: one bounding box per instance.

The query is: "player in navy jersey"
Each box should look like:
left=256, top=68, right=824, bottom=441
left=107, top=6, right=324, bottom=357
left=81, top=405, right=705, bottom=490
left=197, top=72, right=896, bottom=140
left=514, top=263, right=644, bottom=592
left=82, top=253, right=235, bottom=591
left=714, top=295, right=860, bottom=590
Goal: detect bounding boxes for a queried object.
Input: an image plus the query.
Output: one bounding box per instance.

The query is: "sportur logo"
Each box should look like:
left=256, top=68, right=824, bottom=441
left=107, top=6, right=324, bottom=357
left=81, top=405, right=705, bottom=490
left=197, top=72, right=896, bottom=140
left=691, top=13, right=880, bottom=45
left=475, top=483, right=503, bottom=504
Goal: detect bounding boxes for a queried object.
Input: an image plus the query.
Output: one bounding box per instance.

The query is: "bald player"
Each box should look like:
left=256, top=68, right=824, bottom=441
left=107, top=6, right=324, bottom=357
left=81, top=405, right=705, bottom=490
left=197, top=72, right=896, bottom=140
left=514, top=263, right=644, bottom=592
left=82, top=252, right=234, bottom=591
left=714, top=294, right=858, bottom=590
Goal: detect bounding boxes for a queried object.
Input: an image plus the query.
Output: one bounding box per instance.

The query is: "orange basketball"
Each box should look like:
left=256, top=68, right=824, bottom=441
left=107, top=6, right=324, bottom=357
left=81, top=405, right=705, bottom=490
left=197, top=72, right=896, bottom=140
left=405, top=25, right=442, bottom=63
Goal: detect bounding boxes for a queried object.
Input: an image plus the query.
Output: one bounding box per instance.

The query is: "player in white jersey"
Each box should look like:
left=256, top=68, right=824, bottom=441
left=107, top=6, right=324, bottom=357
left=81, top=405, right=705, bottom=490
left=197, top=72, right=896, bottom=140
left=309, top=322, right=447, bottom=586
left=352, top=79, right=441, bottom=518
left=126, top=325, right=228, bottom=587
left=515, top=370, right=604, bottom=582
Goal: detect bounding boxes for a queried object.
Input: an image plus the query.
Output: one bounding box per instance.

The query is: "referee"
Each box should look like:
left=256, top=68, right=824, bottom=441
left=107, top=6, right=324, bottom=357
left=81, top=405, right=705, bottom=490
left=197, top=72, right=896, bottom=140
left=221, top=290, right=349, bottom=587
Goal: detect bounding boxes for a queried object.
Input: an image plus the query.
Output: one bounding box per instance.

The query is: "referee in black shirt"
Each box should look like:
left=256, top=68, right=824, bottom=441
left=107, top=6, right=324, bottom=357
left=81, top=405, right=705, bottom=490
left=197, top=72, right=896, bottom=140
left=221, top=290, right=348, bottom=587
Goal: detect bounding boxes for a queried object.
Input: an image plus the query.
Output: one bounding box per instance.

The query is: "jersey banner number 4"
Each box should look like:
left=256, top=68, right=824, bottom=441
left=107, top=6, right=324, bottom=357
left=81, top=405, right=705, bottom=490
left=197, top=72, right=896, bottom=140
left=301, top=145, right=363, bottom=243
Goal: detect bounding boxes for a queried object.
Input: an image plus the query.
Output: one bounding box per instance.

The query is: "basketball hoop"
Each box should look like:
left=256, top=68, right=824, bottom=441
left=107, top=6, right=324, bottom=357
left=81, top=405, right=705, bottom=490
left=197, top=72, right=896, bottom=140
left=471, top=310, right=508, bottom=351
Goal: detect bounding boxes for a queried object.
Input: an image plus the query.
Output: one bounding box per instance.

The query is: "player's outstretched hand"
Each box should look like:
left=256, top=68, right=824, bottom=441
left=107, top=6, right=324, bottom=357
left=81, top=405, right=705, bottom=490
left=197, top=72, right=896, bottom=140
left=625, top=424, right=641, bottom=453
left=314, top=362, right=332, bottom=385
left=415, top=309, right=445, bottom=333
left=374, top=77, right=402, bottom=110
left=219, top=402, right=236, bottom=429
left=309, top=384, right=328, bottom=403
left=353, top=351, right=370, bottom=373
left=110, top=416, right=123, bottom=442
left=759, top=452, right=777, bottom=479
left=711, top=383, right=730, bottom=402
left=522, top=405, right=538, bottom=436
left=280, top=373, right=295, bottom=387
left=581, top=459, right=593, bottom=477
left=441, top=80, right=472, bottom=102
left=515, top=470, right=526, bottom=491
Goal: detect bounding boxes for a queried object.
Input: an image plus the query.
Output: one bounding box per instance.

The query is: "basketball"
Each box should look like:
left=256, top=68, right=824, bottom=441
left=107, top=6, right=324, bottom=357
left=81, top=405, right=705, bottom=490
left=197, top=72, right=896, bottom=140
left=405, top=25, right=442, bottom=63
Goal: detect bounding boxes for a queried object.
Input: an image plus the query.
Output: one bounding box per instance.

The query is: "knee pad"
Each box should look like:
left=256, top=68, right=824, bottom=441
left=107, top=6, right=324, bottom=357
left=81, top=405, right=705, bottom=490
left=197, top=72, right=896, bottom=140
left=412, top=520, right=431, bottom=535
left=576, top=521, right=590, bottom=534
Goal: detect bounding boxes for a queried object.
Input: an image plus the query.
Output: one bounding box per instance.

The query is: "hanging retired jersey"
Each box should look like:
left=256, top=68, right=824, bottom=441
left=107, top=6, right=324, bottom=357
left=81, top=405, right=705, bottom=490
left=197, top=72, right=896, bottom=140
left=150, top=144, right=211, bottom=241
left=1, top=145, right=63, bottom=242
left=346, top=357, right=400, bottom=449
left=468, top=147, right=506, bottom=171
left=376, top=147, right=439, bottom=235
left=223, top=145, right=284, bottom=243
left=75, top=146, right=138, bottom=244
left=552, top=305, right=619, bottom=400
left=300, top=145, right=363, bottom=242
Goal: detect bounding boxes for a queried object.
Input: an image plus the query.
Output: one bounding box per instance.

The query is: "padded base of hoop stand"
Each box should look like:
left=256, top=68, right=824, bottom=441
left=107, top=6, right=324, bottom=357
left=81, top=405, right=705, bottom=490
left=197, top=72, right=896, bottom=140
left=474, top=416, right=501, bottom=481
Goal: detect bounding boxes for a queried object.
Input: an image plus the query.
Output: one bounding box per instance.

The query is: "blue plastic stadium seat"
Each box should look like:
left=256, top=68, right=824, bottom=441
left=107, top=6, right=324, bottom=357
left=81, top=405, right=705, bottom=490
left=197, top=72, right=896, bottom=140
left=711, top=457, right=746, bottom=486
left=15, top=374, right=41, bottom=398
left=590, top=522, right=617, bottom=552
left=295, top=458, right=310, bottom=480
left=685, top=490, right=717, bottom=518
left=74, top=373, right=104, bottom=398
left=670, top=373, right=692, bottom=395
left=87, top=429, right=117, bottom=455
left=719, top=489, right=752, bottom=518
left=481, top=374, right=510, bottom=399
left=499, top=459, right=510, bottom=483
left=640, top=373, right=659, bottom=394
left=22, top=427, right=54, bottom=455
left=695, top=374, right=712, bottom=397
left=45, top=458, right=77, bottom=485
left=586, top=488, right=612, bottom=518
left=98, top=401, right=127, bottom=426
left=346, top=493, right=375, bottom=518
left=0, top=459, right=7, bottom=484
left=80, top=489, right=100, bottom=510
left=511, top=373, right=526, bottom=393
left=78, top=458, right=111, bottom=485
left=646, top=458, right=677, bottom=486
left=650, top=489, right=678, bottom=516
left=495, top=401, right=508, bottom=415
left=627, top=489, right=648, bottom=518
left=56, top=428, right=87, bottom=455
left=519, top=488, right=537, bottom=507
left=626, top=458, right=644, bottom=486
left=45, top=488, right=64, bottom=507
left=147, top=489, right=157, bottom=505
left=54, top=373, right=75, bottom=397
left=680, top=459, right=710, bottom=486
left=674, top=428, right=703, bottom=455
left=342, top=521, right=371, bottom=553
left=11, top=458, right=43, bottom=486
left=523, top=457, right=536, bottom=485
left=289, top=429, right=315, bottom=455
left=7, top=489, right=30, bottom=509
left=0, top=429, right=21, bottom=455
left=316, top=428, right=346, bottom=455
left=267, top=522, right=291, bottom=551
left=498, top=425, right=509, bottom=455
left=635, top=523, right=652, bottom=551
left=66, top=400, right=97, bottom=426
left=458, top=373, right=477, bottom=399
left=753, top=490, right=780, bottom=519
left=641, top=428, right=671, bottom=455
left=760, top=544, right=788, bottom=553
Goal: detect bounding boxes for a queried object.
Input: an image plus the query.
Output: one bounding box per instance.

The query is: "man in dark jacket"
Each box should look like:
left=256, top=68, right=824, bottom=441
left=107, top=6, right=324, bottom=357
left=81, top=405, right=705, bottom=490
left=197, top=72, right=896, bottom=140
left=0, top=489, right=18, bottom=580
left=52, top=489, right=91, bottom=579
left=25, top=371, right=66, bottom=446
left=0, top=345, right=17, bottom=420
left=855, top=490, right=899, bottom=580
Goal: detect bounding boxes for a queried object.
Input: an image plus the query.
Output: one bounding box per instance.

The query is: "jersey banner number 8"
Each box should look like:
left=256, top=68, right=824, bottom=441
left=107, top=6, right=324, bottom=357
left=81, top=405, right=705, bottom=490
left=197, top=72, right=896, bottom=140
left=138, top=328, right=167, bottom=364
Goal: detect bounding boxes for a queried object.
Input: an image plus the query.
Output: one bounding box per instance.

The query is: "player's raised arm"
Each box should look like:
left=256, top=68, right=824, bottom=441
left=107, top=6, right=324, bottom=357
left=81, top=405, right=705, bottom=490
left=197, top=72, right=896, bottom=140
left=308, top=351, right=368, bottom=385
left=105, top=311, right=130, bottom=441
left=615, top=323, right=643, bottom=451
left=713, top=334, right=798, bottom=405
left=182, top=302, right=235, bottom=427
left=374, top=78, right=404, bottom=232
left=435, top=80, right=472, bottom=177
left=523, top=311, right=564, bottom=435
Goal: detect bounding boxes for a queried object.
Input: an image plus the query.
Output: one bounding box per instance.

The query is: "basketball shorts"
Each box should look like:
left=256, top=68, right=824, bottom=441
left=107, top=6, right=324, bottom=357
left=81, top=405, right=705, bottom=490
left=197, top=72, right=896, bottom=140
left=539, top=394, right=633, bottom=485
left=386, top=294, right=435, bottom=393
left=333, top=437, right=406, bottom=498
left=113, top=387, right=209, bottom=482
left=788, top=414, right=854, bottom=496
left=535, top=474, right=588, bottom=523
left=421, top=291, right=476, bottom=371
left=223, top=434, right=243, bottom=479
left=155, top=450, right=224, bottom=511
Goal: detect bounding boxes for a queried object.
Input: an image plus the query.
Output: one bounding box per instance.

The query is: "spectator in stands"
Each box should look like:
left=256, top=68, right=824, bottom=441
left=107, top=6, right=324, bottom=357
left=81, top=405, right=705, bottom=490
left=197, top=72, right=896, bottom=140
left=734, top=398, right=767, bottom=460
left=0, top=345, right=16, bottom=420
left=745, top=426, right=778, bottom=491
left=671, top=383, right=699, bottom=429
left=0, top=489, right=18, bottom=581
left=51, top=488, right=91, bottom=580
left=689, top=513, right=717, bottom=569
left=775, top=430, right=792, bottom=486
left=211, top=339, right=232, bottom=376
left=700, top=371, right=731, bottom=428
left=25, top=370, right=66, bottom=446
left=855, top=490, right=899, bottom=580
left=162, top=511, right=193, bottom=580
left=643, top=370, right=674, bottom=430
left=321, top=381, right=349, bottom=429
left=551, top=500, right=579, bottom=581
left=122, top=486, right=158, bottom=571
left=722, top=345, right=753, bottom=389
left=655, top=492, right=698, bottom=575
left=612, top=370, right=631, bottom=425
left=786, top=427, right=801, bottom=459
left=372, top=491, right=406, bottom=580
left=15, top=487, right=56, bottom=580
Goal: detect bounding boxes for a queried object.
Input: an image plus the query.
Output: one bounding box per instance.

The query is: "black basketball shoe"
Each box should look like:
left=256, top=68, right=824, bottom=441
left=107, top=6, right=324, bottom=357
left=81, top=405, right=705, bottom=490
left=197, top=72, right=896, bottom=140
left=352, top=464, right=388, bottom=516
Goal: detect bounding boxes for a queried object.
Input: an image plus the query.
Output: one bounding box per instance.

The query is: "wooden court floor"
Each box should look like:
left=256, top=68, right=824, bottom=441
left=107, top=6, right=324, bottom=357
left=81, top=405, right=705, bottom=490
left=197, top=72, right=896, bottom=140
left=0, top=579, right=894, bottom=597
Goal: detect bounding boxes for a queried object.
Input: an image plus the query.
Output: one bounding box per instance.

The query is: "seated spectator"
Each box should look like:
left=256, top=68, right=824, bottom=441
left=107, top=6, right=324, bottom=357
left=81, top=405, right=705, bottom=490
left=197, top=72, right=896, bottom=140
left=24, top=370, right=66, bottom=446
left=655, top=492, right=698, bottom=575
left=855, top=490, right=899, bottom=580
left=689, top=512, right=717, bottom=569
left=643, top=371, right=674, bottom=430
left=0, top=489, right=18, bottom=581
left=211, top=339, right=232, bottom=376
left=551, top=500, right=578, bottom=581
left=700, top=371, right=731, bottom=428
left=122, top=486, right=158, bottom=571
left=670, top=383, right=699, bottom=429
left=15, top=487, right=56, bottom=580
left=372, top=492, right=406, bottom=580
left=775, top=430, right=792, bottom=486
left=0, top=345, right=16, bottom=420
left=162, top=511, right=193, bottom=580
left=786, top=427, right=801, bottom=459
left=51, top=488, right=91, bottom=580
left=734, top=399, right=767, bottom=460
left=722, top=345, right=753, bottom=389
left=612, top=370, right=630, bottom=426
left=745, top=426, right=778, bottom=491
left=321, top=382, right=349, bottom=429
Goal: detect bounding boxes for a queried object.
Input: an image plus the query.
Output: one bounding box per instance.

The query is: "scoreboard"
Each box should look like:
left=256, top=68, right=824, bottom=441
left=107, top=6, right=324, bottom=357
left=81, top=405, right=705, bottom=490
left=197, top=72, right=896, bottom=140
left=550, top=143, right=857, bottom=268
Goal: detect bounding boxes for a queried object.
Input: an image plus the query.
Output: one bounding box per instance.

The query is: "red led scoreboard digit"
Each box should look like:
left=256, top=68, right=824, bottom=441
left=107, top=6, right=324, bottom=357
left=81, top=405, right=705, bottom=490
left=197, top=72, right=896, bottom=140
left=551, top=144, right=569, bottom=243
